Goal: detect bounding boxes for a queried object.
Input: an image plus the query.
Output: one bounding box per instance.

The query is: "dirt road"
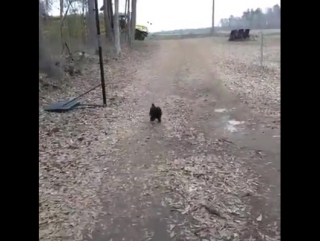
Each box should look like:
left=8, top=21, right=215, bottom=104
left=88, top=38, right=280, bottom=241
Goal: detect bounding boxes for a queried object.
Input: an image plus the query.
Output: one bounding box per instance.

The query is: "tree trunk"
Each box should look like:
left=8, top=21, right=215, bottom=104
left=39, top=12, right=48, bottom=66
left=103, top=0, right=114, bottom=43
left=60, top=0, right=64, bottom=19
left=114, top=0, right=121, bottom=56
left=125, top=0, right=132, bottom=46
left=211, top=0, right=215, bottom=35
left=39, top=6, right=62, bottom=79
left=82, top=0, right=87, bottom=44
left=45, top=0, right=50, bottom=13
left=87, top=0, right=98, bottom=53
left=130, top=0, right=137, bottom=43
left=109, top=0, right=114, bottom=29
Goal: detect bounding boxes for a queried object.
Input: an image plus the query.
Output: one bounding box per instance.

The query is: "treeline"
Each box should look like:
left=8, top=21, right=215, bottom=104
left=219, top=4, right=280, bottom=29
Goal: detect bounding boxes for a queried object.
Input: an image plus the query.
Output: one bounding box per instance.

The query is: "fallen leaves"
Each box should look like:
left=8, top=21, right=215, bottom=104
left=212, top=36, right=280, bottom=120
left=39, top=39, right=280, bottom=241
left=159, top=154, right=259, bottom=240
left=39, top=49, right=144, bottom=241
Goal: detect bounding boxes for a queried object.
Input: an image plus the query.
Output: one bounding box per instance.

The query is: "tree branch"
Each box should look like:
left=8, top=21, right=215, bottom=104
left=60, top=1, right=73, bottom=54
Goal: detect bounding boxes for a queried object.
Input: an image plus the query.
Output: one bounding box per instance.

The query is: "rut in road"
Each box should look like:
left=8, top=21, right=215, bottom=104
left=92, top=39, right=280, bottom=241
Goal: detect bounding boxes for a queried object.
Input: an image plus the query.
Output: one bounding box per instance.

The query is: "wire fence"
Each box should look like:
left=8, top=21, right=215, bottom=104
left=254, top=30, right=280, bottom=70
left=218, top=29, right=280, bottom=70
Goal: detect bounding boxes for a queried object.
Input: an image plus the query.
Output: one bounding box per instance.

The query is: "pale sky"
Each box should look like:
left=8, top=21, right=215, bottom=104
left=49, top=0, right=280, bottom=32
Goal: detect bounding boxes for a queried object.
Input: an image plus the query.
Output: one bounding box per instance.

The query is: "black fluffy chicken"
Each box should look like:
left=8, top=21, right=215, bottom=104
left=149, top=103, right=162, bottom=123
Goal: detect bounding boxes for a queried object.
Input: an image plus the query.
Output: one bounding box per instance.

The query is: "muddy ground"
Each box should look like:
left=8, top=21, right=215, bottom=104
left=39, top=36, right=280, bottom=241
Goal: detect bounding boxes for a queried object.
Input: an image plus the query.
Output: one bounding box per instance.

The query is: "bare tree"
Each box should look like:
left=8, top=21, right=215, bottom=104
left=103, top=0, right=114, bottom=43
left=114, top=0, right=121, bottom=56
left=81, top=0, right=87, bottom=44
left=130, top=0, right=137, bottom=43
left=39, top=0, right=47, bottom=16
left=125, top=0, right=132, bottom=46
left=43, top=0, right=52, bottom=14
left=87, top=0, right=98, bottom=53
left=39, top=1, right=62, bottom=78
left=60, top=0, right=64, bottom=18
left=211, top=0, right=215, bottom=35
left=45, top=0, right=49, bottom=9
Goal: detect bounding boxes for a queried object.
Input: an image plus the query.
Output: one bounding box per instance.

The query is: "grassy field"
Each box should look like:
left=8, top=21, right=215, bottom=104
left=149, top=28, right=280, bottom=40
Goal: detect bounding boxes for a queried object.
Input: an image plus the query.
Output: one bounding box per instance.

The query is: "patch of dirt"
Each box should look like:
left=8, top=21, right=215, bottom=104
left=39, top=37, right=280, bottom=241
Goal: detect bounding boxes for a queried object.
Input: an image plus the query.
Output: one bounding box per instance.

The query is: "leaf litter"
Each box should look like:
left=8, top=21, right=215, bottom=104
left=39, top=40, right=279, bottom=241
left=39, top=46, right=145, bottom=241
left=157, top=153, right=259, bottom=240
left=211, top=36, right=280, bottom=121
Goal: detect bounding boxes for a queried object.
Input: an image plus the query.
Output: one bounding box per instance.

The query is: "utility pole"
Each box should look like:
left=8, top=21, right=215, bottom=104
left=211, top=0, right=215, bottom=35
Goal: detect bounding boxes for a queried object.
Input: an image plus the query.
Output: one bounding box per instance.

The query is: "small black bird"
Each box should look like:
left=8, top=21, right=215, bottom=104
left=149, top=103, right=162, bottom=123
